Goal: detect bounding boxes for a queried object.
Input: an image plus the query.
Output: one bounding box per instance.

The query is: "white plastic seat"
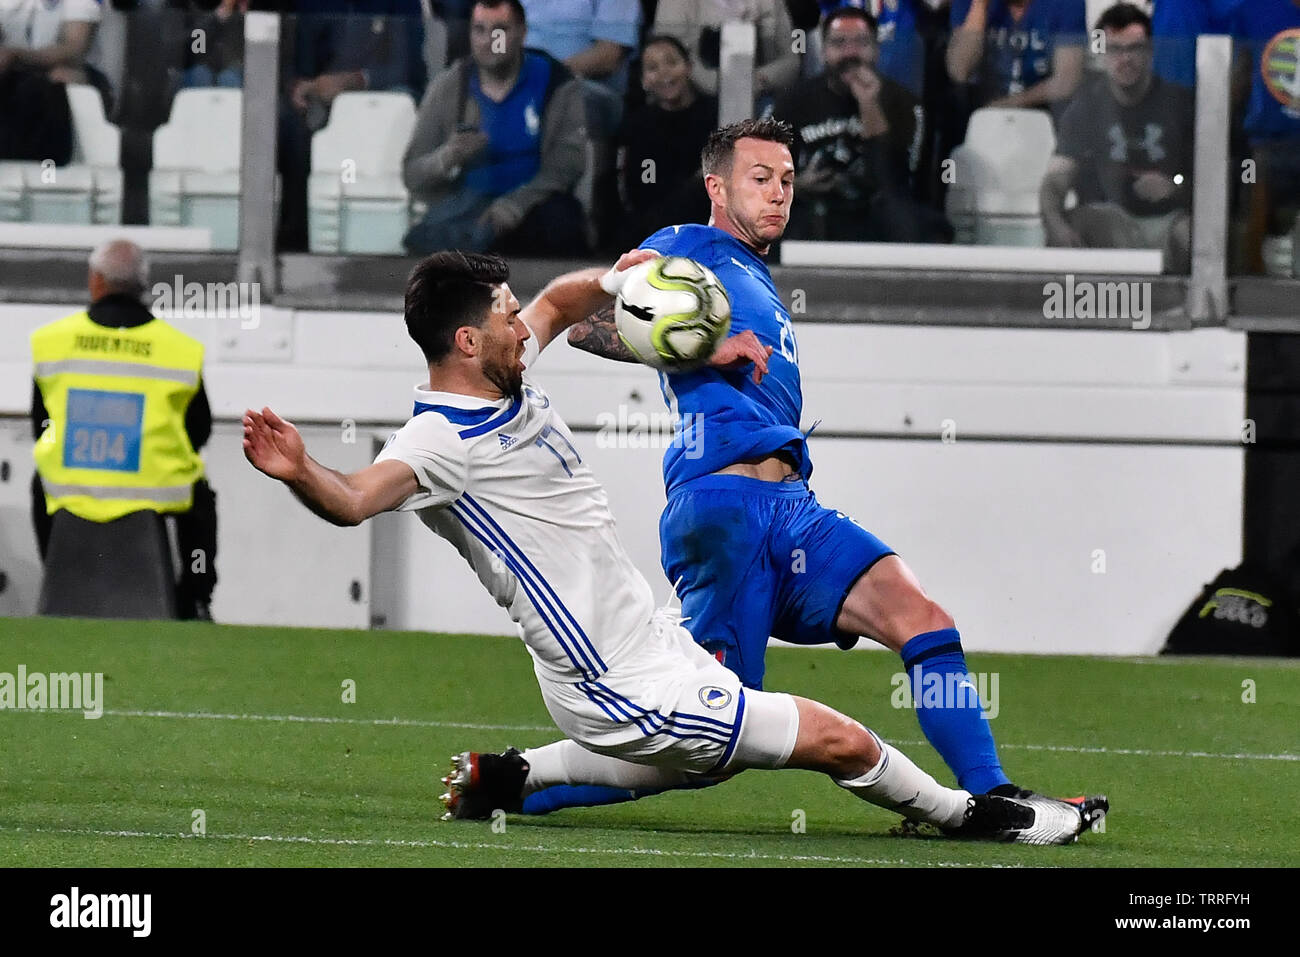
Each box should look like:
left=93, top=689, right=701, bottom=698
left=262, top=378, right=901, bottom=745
left=149, top=88, right=243, bottom=250
left=945, top=107, right=1057, bottom=247
left=308, top=91, right=417, bottom=254
left=0, top=84, right=122, bottom=225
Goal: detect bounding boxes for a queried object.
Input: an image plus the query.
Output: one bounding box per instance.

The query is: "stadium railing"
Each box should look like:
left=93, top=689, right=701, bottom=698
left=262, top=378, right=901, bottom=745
left=0, top=13, right=1294, bottom=333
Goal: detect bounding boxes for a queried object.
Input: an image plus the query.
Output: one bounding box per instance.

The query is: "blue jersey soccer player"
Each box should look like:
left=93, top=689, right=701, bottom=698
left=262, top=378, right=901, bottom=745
left=459, top=118, right=1105, bottom=828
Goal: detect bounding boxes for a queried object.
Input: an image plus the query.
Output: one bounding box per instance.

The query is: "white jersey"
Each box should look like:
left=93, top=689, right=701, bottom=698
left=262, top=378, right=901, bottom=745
left=375, top=333, right=657, bottom=684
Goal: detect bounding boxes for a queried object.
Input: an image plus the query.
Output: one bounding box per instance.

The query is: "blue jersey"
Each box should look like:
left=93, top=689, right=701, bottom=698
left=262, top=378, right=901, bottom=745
left=639, top=224, right=809, bottom=494
left=1231, top=0, right=1300, bottom=143
left=465, top=51, right=549, bottom=197
left=877, top=0, right=927, bottom=97
left=1151, top=0, right=1239, bottom=88
left=949, top=0, right=1087, bottom=104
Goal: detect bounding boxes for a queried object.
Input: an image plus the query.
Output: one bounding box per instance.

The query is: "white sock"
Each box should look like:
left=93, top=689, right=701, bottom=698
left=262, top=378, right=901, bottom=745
left=521, top=740, right=696, bottom=796
left=834, top=731, right=970, bottom=830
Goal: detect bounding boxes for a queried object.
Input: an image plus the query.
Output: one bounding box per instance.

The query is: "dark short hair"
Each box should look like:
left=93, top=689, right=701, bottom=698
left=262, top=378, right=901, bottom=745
left=404, top=251, right=510, bottom=364
left=701, top=117, right=795, bottom=178
left=473, top=0, right=526, bottom=27
left=1095, top=2, right=1152, bottom=36
left=642, top=33, right=691, bottom=65
left=822, top=5, right=878, bottom=38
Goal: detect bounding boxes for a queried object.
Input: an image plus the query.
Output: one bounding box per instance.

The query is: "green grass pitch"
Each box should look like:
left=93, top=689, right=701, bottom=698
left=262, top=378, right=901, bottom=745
left=1, top=616, right=1296, bottom=867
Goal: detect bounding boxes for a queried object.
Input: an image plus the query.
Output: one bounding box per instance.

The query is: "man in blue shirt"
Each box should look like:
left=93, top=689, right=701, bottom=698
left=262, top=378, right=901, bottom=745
left=1231, top=0, right=1300, bottom=273
left=402, top=0, right=589, bottom=256
left=947, top=0, right=1086, bottom=111
left=1150, top=0, right=1241, bottom=88
left=876, top=0, right=936, bottom=97
left=449, top=117, right=1108, bottom=839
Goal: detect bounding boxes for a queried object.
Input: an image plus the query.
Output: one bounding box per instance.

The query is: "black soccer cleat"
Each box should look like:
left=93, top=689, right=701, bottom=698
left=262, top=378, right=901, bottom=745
left=946, top=793, right=1037, bottom=842
left=439, top=748, right=530, bottom=821
left=991, top=786, right=1110, bottom=845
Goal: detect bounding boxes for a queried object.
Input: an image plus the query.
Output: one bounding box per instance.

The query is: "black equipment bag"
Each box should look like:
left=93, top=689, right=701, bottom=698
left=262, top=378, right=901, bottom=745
left=1162, top=563, right=1300, bottom=656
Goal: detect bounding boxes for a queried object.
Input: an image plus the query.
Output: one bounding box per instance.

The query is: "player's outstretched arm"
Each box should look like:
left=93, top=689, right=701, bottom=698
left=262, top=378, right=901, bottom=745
left=566, top=303, right=638, bottom=363
left=522, top=248, right=659, bottom=357
left=243, top=407, right=419, bottom=527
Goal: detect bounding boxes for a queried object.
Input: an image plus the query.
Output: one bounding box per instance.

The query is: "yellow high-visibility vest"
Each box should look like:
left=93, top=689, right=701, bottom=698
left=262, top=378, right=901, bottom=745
left=32, top=310, right=205, bottom=522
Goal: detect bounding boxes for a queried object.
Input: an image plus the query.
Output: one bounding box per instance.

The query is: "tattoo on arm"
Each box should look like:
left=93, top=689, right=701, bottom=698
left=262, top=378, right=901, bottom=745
left=566, top=304, right=638, bottom=363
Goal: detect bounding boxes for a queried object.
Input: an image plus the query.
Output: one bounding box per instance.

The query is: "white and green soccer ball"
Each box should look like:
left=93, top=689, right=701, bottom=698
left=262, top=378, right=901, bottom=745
left=614, top=256, right=732, bottom=371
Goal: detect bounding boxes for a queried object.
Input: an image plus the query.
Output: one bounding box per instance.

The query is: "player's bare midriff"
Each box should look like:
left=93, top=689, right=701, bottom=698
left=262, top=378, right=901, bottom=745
left=714, top=451, right=799, bottom=483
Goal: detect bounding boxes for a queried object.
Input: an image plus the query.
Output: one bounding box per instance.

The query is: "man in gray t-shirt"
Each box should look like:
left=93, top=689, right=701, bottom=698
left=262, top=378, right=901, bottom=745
left=1040, top=2, right=1194, bottom=273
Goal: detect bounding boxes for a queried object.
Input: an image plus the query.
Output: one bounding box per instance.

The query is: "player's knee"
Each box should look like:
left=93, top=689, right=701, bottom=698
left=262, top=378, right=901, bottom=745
left=920, top=599, right=955, bottom=634
left=886, top=597, right=954, bottom=647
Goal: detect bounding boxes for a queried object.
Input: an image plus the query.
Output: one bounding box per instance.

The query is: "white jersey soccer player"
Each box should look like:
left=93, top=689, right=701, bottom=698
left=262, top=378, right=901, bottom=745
left=243, top=249, right=1099, bottom=843
left=373, top=334, right=754, bottom=770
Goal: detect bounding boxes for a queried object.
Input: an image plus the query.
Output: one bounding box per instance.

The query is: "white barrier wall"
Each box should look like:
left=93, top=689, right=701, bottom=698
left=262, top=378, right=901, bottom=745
left=0, top=302, right=1245, bottom=654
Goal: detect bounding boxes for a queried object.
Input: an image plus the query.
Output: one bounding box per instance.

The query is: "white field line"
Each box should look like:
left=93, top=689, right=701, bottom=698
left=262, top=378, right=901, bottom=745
left=10, top=707, right=1298, bottom=763
left=108, top=708, right=552, bottom=732
left=0, top=825, right=1034, bottom=867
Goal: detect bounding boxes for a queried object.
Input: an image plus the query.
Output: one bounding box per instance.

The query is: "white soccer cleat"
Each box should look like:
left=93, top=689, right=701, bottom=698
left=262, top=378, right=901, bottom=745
left=1000, top=790, right=1109, bottom=845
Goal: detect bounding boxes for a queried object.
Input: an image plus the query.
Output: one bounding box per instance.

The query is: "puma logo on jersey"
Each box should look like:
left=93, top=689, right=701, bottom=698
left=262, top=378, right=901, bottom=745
left=499, top=434, right=518, bottom=450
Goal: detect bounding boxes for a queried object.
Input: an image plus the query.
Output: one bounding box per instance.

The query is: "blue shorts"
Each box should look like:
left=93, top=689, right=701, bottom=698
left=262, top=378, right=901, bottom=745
left=659, top=473, right=895, bottom=691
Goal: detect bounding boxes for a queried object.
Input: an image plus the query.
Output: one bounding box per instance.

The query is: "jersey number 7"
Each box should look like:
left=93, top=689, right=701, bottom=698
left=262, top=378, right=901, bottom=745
left=534, top=424, right=582, bottom=477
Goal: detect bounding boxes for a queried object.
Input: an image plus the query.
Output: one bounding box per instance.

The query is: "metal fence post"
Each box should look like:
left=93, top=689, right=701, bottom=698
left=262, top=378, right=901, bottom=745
left=238, top=11, right=281, bottom=292
left=1188, top=34, right=1232, bottom=324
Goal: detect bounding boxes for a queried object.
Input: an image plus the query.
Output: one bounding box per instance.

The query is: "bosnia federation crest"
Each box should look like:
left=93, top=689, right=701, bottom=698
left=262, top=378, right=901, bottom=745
left=1262, top=28, right=1300, bottom=118
left=698, top=686, right=732, bottom=710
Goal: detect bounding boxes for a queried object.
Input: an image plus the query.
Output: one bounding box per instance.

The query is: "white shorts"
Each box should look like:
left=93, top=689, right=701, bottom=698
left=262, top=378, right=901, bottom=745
left=537, top=614, right=796, bottom=775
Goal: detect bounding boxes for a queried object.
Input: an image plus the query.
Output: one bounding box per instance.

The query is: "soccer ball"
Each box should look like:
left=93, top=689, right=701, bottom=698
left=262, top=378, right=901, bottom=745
left=614, top=256, right=731, bottom=371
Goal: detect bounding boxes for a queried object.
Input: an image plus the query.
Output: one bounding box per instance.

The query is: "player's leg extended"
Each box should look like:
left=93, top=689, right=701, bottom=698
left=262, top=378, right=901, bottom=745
left=737, top=690, right=971, bottom=829
left=443, top=639, right=1100, bottom=842
left=515, top=697, right=969, bottom=829
left=836, top=554, right=1011, bottom=795
left=731, top=691, right=1099, bottom=843
left=520, top=738, right=726, bottom=815
left=770, top=491, right=1010, bottom=796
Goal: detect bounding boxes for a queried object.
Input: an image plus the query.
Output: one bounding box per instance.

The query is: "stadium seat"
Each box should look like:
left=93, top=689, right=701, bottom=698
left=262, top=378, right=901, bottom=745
left=308, top=92, right=417, bottom=254
left=37, top=510, right=178, bottom=620
left=0, top=85, right=123, bottom=226
left=149, top=88, right=243, bottom=250
left=945, top=107, right=1057, bottom=248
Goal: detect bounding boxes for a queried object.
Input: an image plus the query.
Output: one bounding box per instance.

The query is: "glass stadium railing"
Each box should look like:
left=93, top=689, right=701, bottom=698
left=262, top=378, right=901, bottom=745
left=0, top=2, right=248, bottom=243
left=1230, top=27, right=1300, bottom=279
left=0, top=9, right=1288, bottom=328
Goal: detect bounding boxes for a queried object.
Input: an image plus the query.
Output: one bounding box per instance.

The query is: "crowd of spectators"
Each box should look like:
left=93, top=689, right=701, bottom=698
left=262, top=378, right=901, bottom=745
left=1, top=0, right=1298, bottom=273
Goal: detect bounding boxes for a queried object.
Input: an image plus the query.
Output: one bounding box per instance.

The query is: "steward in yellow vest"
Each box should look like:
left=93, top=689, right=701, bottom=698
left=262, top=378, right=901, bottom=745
left=30, top=239, right=218, bottom=620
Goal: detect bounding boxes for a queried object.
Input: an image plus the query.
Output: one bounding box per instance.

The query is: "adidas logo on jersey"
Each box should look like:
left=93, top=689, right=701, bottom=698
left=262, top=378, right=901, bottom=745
left=499, top=434, right=518, bottom=450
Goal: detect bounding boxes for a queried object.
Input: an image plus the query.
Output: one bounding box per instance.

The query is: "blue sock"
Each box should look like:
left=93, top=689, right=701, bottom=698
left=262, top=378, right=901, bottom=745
left=900, top=628, right=1011, bottom=795
left=521, top=785, right=642, bottom=815
left=520, top=777, right=724, bottom=815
